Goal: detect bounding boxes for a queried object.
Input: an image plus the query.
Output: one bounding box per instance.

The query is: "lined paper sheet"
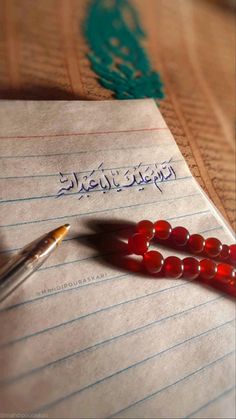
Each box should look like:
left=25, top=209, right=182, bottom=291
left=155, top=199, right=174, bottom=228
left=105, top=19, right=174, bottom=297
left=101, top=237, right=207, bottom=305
left=0, top=99, right=235, bottom=418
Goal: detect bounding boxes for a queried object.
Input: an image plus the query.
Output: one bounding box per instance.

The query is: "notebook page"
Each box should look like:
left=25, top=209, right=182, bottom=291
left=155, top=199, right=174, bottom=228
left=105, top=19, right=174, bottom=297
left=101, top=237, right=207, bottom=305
left=0, top=99, right=235, bottom=418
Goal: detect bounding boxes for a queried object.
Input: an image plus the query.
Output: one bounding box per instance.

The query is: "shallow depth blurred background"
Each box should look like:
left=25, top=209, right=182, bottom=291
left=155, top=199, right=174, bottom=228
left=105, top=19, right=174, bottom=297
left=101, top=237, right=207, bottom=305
left=0, top=0, right=235, bottom=228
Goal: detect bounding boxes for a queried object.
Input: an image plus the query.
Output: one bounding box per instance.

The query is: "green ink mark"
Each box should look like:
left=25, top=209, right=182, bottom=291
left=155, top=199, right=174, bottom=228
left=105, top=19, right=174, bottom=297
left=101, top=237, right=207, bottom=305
left=84, top=0, right=164, bottom=100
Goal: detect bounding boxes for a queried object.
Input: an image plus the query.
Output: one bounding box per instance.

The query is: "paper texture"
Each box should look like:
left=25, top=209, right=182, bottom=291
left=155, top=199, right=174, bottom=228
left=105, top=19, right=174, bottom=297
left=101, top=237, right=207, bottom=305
left=0, top=99, right=235, bottom=418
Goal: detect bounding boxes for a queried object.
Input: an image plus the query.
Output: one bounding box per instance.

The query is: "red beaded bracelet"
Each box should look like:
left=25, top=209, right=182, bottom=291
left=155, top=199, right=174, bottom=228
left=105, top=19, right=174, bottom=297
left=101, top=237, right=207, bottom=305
left=128, top=220, right=236, bottom=286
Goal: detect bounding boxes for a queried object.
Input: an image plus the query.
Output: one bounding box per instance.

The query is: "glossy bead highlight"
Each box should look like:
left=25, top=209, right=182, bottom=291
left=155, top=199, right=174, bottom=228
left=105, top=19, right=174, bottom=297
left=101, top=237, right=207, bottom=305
left=219, top=244, right=230, bottom=261
left=154, top=220, right=172, bottom=240
left=229, top=244, right=236, bottom=265
left=137, top=220, right=154, bottom=239
left=170, top=226, right=190, bottom=246
left=204, top=237, right=222, bottom=258
left=164, top=256, right=183, bottom=278
left=215, top=263, right=235, bottom=283
left=200, top=259, right=217, bottom=280
left=143, top=250, right=164, bottom=274
left=188, top=234, right=205, bottom=254
left=128, top=233, right=149, bottom=255
left=183, top=257, right=200, bottom=280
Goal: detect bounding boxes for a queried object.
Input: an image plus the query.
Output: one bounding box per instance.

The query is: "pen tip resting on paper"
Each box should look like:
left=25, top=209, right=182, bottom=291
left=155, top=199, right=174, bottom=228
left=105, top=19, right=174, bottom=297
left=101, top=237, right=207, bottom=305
left=50, top=224, right=71, bottom=246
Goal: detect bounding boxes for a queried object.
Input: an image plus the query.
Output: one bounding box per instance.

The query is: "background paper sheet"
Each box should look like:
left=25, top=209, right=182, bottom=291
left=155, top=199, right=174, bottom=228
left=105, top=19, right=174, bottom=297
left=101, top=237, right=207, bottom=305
left=0, top=99, right=235, bottom=418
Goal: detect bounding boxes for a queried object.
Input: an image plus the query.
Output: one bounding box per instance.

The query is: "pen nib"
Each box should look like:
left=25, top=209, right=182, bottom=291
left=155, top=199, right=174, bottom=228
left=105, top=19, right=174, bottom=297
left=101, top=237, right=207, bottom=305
left=50, top=224, right=70, bottom=246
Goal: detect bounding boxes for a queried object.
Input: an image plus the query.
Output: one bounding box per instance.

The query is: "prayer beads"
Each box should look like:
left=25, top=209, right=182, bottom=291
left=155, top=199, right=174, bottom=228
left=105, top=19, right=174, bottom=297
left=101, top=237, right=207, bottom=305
left=129, top=219, right=236, bottom=286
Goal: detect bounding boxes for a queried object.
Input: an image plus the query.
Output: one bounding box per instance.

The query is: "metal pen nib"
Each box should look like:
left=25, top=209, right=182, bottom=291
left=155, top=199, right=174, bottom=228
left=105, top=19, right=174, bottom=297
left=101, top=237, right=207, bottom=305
left=0, top=224, right=70, bottom=303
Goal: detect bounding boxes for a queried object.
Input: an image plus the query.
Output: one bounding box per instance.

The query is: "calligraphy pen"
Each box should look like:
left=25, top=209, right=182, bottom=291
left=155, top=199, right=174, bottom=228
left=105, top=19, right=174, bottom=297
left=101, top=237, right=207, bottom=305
left=0, top=224, right=70, bottom=303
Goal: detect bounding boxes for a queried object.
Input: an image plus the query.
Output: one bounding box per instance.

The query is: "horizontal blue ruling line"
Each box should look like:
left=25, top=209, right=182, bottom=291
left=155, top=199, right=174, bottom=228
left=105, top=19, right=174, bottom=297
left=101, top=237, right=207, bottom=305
left=0, top=175, right=192, bottom=205
left=0, top=223, right=223, bottom=257
left=0, top=158, right=183, bottom=180
left=108, top=350, right=236, bottom=419
left=0, top=218, right=223, bottom=311
left=0, top=287, right=230, bottom=359
left=35, top=343, right=236, bottom=413
left=0, top=208, right=211, bottom=255
left=38, top=213, right=215, bottom=273
left=0, top=273, right=130, bottom=312
left=0, top=281, right=191, bottom=348
left=0, top=224, right=223, bottom=258
left=0, top=226, right=224, bottom=315
left=0, top=295, right=225, bottom=385
left=40, top=228, right=222, bottom=274
left=0, top=221, right=223, bottom=311
left=0, top=191, right=201, bottom=228
left=185, top=386, right=236, bottom=419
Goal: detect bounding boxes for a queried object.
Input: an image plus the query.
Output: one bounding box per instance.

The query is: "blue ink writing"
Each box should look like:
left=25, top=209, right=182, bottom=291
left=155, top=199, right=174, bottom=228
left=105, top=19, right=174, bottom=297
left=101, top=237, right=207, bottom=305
left=56, top=159, right=176, bottom=199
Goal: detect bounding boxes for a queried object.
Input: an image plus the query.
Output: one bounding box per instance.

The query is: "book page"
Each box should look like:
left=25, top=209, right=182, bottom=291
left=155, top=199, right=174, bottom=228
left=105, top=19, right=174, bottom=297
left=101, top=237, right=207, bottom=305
left=0, top=99, right=235, bottom=418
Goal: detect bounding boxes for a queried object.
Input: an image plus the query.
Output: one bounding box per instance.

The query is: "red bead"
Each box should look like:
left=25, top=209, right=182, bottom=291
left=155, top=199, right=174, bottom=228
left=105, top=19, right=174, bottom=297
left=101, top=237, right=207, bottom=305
left=137, top=220, right=154, bottom=239
left=204, top=237, right=222, bottom=258
left=188, top=234, right=205, bottom=254
left=163, top=256, right=183, bottom=278
left=128, top=233, right=149, bottom=255
left=170, top=226, right=190, bottom=246
left=229, top=244, right=236, bottom=265
left=215, top=263, right=235, bottom=283
left=183, top=257, right=200, bottom=280
left=200, top=259, right=217, bottom=280
left=154, top=220, right=172, bottom=240
left=143, top=251, right=164, bottom=273
left=219, top=244, right=230, bottom=261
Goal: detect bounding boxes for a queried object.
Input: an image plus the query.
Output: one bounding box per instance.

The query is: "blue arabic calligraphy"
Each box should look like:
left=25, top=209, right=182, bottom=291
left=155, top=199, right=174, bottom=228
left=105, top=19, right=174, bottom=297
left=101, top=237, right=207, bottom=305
left=57, top=159, right=176, bottom=199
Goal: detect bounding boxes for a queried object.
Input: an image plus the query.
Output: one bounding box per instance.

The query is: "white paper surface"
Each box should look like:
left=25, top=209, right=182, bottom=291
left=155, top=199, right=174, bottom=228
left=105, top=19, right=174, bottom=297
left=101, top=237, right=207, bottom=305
left=0, top=99, right=235, bottom=418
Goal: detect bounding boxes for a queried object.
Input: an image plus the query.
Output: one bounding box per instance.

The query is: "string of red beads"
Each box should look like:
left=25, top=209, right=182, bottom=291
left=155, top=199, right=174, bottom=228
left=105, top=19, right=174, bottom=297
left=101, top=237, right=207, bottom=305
left=128, top=220, right=236, bottom=285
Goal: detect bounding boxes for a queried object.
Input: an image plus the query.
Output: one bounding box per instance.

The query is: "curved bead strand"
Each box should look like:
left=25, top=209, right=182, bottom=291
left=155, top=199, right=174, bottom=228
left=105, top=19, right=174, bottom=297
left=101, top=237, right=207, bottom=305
left=127, top=221, right=236, bottom=290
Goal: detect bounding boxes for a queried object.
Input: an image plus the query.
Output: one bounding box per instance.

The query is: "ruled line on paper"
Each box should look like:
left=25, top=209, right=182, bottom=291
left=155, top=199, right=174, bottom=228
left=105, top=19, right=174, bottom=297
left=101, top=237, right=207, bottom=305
left=0, top=100, right=234, bottom=417
left=200, top=226, right=224, bottom=234
left=185, top=386, right=236, bottom=418
left=0, top=273, right=130, bottom=313
left=0, top=209, right=212, bottom=255
left=0, top=126, right=169, bottom=140
left=35, top=343, right=236, bottom=414
left=0, top=219, right=225, bottom=313
left=107, top=351, right=235, bottom=419
left=39, top=225, right=221, bottom=274
left=0, top=175, right=193, bottom=205
left=0, top=296, right=225, bottom=386
left=0, top=143, right=166, bottom=160
left=0, top=281, right=191, bottom=349
left=0, top=215, right=223, bottom=308
left=0, top=220, right=223, bottom=256
left=0, top=159, right=184, bottom=181
left=0, top=192, right=202, bottom=228
left=38, top=224, right=215, bottom=273
left=38, top=213, right=216, bottom=271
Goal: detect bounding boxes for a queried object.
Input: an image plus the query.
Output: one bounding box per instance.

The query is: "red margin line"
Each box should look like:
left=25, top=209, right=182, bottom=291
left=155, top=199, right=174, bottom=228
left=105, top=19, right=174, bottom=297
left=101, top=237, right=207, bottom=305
left=0, top=127, right=169, bottom=140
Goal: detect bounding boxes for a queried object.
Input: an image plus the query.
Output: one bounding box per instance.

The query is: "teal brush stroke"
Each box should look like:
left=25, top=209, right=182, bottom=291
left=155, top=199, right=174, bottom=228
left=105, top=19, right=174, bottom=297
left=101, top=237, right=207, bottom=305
left=84, top=0, right=164, bottom=100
